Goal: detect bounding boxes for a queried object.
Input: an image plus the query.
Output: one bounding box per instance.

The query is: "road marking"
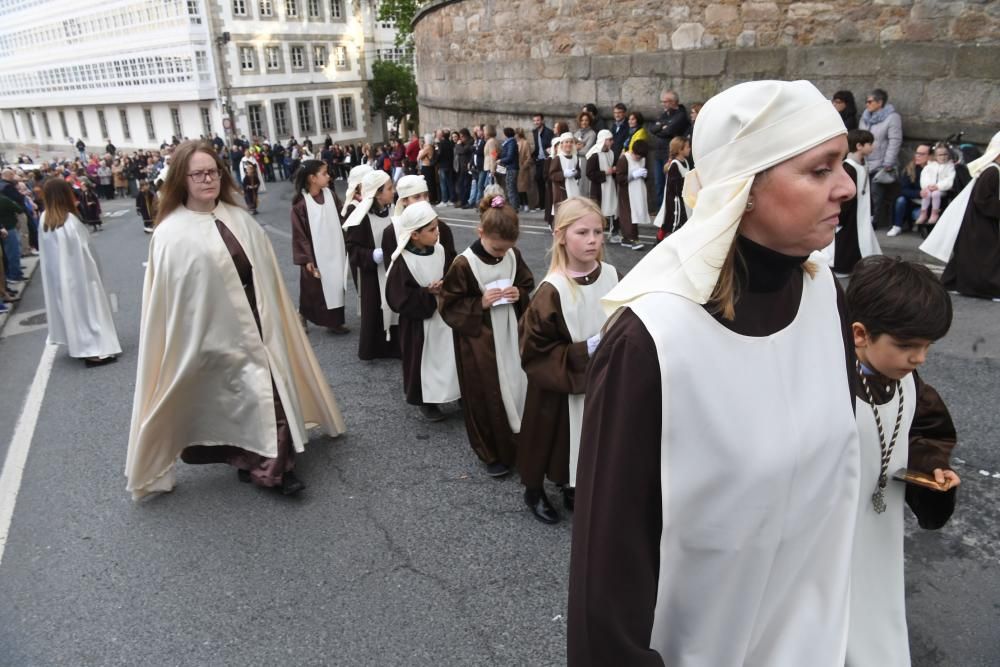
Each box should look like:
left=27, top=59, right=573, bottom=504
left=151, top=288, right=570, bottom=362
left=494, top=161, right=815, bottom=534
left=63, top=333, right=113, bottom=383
left=104, top=210, right=129, bottom=218
left=0, top=308, right=47, bottom=340
left=0, top=342, right=58, bottom=567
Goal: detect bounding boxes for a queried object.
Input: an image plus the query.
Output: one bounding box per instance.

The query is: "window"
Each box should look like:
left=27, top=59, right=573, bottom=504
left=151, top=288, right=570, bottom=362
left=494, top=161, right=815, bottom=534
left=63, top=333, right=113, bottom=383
left=330, top=0, right=342, bottom=19
left=297, top=99, right=314, bottom=134
left=195, top=50, right=208, bottom=73
left=201, top=108, right=212, bottom=137
left=119, top=108, right=131, bottom=139
left=290, top=45, right=304, bottom=69
left=334, top=45, right=347, bottom=68
left=248, top=104, right=265, bottom=138
left=144, top=108, right=155, bottom=140
left=307, top=0, right=320, bottom=17
left=312, top=45, right=327, bottom=70
left=77, top=109, right=87, bottom=137
left=273, top=101, right=289, bottom=136
left=58, top=110, right=68, bottom=137
left=284, top=0, right=297, bottom=17
left=40, top=110, right=51, bottom=137
left=318, top=97, right=334, bottom=132
left=187, top=0, right=201, bottom=23
left=24, top=110, right=35, bottom=137
left=97, top=109, right=108, bottom=138
left=233, top=0, right=247, bottom=16
left=170, top=108, right=182, bottom=137
left=240, top=46, right=255, bottom=71
left=259, top=0, right=273, bottom=16
left=339, top=96, right=354, bottom=130
left=265, top=46, right=281, bottom=70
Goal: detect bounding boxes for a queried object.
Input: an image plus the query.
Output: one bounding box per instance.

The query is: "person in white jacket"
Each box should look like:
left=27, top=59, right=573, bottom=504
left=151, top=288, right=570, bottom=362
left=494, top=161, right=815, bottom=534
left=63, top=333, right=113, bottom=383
left=916, top=144, right=956, bottom=226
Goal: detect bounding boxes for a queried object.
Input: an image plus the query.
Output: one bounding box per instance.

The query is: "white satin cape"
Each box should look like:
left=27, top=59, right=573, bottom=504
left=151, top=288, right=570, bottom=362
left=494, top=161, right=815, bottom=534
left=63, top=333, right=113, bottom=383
left=125, top=203, right=346, bottom=500
left=38, top=213, right=122, bottom=359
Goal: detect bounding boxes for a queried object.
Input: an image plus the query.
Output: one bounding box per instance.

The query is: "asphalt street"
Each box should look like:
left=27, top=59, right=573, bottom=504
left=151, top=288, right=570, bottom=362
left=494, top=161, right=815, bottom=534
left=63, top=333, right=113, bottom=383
left=0, top=178, right=997, bottom=666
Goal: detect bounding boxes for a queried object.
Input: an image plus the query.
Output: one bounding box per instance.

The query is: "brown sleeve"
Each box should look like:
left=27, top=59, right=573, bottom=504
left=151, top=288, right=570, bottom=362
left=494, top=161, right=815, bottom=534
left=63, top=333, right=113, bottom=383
left=290, top=197, right=315, bottom=267
left=439, top=221, right=458, bottom=269
left=512, top=248, right=536, bottom=317
left=439, top=257, right=485, bottom=338
left=549, top=156, right=565, bottom=184
left=615, top=155, right=629, bottom=186
left=903, top=371, right=959, bottom=529
left=386, top=260, right=438, bottom=320
left=519, top=283, right=590, bottom=394
left=345, top=219, right=378, bottom=274
left=972, top=165, right=1000, bottom=218
left=586, top=154, right=605, bottom=184
left=381, top=224, right=398, bottom=270
left=568, top=308, right=665, bottom=667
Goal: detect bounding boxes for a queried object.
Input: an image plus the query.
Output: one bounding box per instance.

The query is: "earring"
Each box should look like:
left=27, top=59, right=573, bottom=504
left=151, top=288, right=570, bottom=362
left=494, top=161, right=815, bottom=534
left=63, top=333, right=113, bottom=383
left=745, top=198, right=755, bottom=211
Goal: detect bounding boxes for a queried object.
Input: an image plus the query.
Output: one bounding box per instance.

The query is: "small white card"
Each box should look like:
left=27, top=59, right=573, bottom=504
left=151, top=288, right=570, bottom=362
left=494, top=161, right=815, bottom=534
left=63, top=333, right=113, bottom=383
left=486, top=278, right=514, bottom=306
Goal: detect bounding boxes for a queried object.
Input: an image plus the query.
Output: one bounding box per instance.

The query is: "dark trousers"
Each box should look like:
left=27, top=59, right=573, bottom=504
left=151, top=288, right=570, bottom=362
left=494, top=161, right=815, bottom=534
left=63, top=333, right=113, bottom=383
left=534, top=160, right=546, bottom=209
left=456, top=170, right=471, bottom=205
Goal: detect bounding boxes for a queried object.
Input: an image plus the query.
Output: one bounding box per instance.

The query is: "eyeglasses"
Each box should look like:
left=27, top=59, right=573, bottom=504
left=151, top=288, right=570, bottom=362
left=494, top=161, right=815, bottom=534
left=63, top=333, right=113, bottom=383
left=865, top=99, right=877, bottom=104
left=187, top=169, right=220, bottom=183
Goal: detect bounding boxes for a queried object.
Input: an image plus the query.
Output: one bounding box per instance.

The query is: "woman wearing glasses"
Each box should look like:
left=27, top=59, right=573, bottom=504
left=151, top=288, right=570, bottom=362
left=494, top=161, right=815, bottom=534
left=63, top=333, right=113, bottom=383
left=126, top=141, right=346, bottom=500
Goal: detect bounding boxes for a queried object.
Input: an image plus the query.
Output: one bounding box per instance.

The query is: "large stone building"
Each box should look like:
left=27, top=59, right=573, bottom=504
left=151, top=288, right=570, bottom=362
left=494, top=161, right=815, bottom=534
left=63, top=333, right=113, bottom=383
left=413, top=0, right=999, bottom=145
left=0, top=0, right=409, bottom=153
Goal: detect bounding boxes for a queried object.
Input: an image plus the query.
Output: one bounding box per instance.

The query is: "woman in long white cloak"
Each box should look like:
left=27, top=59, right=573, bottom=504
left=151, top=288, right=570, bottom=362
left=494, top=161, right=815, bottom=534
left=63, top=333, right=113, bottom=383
left=38, top=178, right=121, bottom=367
left=126, top=141, right=345, bottom=499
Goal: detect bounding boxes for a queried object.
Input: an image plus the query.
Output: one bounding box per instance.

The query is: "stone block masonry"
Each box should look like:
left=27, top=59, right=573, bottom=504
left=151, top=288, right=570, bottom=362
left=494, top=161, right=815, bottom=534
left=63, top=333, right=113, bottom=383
left=413, top=0, right=999, bottom=146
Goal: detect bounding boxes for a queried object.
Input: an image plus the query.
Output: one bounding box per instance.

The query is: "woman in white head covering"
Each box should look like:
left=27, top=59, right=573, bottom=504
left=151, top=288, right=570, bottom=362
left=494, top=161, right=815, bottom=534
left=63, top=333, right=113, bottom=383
left=385, top=201, right=461, bottom=421
left=384, top=174, right=458, bottom=267
left=343, top=169, right=401, bottom=360
left=921, top=130, right=1000, bottom=299
left=568, top=80, right=860, bottom=666
left=584, top=129, right=618, bottom=226
left=549, top=132, right=583, bottom=213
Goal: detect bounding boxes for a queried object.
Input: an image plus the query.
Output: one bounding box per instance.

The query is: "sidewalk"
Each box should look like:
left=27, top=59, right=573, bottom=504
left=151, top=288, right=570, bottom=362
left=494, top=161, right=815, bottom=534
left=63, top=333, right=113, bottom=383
left=0, top=254, right=40, bottom=335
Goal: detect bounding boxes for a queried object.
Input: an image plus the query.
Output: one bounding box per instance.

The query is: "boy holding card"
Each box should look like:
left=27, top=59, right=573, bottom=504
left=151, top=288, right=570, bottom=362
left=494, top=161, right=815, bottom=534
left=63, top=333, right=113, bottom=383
left=845, top=255, right=960, bottom=667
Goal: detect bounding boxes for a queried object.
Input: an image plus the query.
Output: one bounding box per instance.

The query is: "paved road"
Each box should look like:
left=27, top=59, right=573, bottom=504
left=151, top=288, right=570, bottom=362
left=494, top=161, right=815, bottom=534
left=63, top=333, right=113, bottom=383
left=0, top=179, right=997, bottom=666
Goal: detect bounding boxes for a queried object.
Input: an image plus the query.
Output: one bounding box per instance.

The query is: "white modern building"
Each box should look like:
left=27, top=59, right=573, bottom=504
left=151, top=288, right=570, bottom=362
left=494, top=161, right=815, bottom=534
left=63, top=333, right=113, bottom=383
left=0, top=0, right=408, bottom=153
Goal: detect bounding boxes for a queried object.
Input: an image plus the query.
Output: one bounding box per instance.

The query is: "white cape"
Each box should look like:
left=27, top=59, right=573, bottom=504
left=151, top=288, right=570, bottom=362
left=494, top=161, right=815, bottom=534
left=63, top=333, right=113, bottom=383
left=38, top=213, right=122, bottom=359
left=126, top=203, right=346, bottom=500
left=920, top=163, right=999, bottom=263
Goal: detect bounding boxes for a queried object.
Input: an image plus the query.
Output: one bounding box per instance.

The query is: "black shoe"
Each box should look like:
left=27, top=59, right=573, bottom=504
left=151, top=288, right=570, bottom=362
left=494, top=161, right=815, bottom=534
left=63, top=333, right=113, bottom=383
left=280, top=470, right=305, bottom=495
left=237, top=469, right=252, bottom=483
left=327, top=325, right=351, bottom=335
left=485, top=462, right=510, bottom=478
left=562, top=486, right=575, bottom=512
left=419, top=404, right=446, bottom=422
left=84, top=355, right=118, bottom=368
left=524, top=488, right=559, bottom=524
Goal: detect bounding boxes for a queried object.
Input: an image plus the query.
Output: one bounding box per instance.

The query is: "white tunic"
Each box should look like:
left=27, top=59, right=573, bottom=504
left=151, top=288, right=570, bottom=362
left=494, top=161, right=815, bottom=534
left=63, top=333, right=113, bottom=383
left=400, top=245, right=461, bottom=403
left=303, top=188, right=348, bottom=309
left=460, top=247, right=527, bottom=433
left=38, top=213, right=122, bottom=359
left=624, top=153, right=651, bottom=226
left=365, top=211, right=399, bottom=338
left=540, top=263, right=618, bottom=487
left=558, top=154, right=582, bottom=200
left=847, top=373, right=916, bottom=667
left=595, top=150, right=618, bottom=217
left=629, top=259, right=859, bottom=666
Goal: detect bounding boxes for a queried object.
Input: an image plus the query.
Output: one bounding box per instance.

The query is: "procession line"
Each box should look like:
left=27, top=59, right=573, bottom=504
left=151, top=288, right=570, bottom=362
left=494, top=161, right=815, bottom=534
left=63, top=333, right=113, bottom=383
left=0, top=342, right=57, bottom=568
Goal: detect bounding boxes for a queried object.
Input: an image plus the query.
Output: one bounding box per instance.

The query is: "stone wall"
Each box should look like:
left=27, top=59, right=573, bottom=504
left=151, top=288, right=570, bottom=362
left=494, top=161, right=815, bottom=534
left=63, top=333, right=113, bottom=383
left=413, top=0, right=1000, bottom=145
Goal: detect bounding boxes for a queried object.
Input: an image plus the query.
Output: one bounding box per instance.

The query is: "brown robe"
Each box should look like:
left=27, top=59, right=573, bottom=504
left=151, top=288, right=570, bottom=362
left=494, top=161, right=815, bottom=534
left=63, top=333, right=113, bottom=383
left=548, top=153, right=582, bottom=211
left=179, top=219, right=294, bottom=487
left=615, top=154, right=646, bottom=242
left=439, top=241, right=535, bottom=466
left=516, top=266, right=603, bottom=490
left=567, top=236, right=857, bottom=666
left=517, top=138, right=536, bottom=206
left=291, top=192, right=346, bottom=328
left=941, top=164, right=1000, bottom=299
left=345, top=207, right=401, bottom=360
left=385, top=246, right=454, bottom=405
left=380, top=219, right=458, bottom=271
left=585, top=153, right=607, bottom=203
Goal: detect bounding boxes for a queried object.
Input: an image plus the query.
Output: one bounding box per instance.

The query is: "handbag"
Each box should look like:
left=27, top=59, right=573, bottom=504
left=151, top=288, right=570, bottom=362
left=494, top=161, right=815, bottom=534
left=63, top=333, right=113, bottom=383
left=496, top=164, right=507, bottom=175
left=873, top=168, right=897, bottom=185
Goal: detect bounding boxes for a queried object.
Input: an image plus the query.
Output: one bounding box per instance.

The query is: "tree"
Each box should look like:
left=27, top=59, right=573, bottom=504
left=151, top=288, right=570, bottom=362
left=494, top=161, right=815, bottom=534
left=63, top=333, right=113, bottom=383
left=368, top=60, right=419, bottom=132
left=376, top=0, right=424, bottom=48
